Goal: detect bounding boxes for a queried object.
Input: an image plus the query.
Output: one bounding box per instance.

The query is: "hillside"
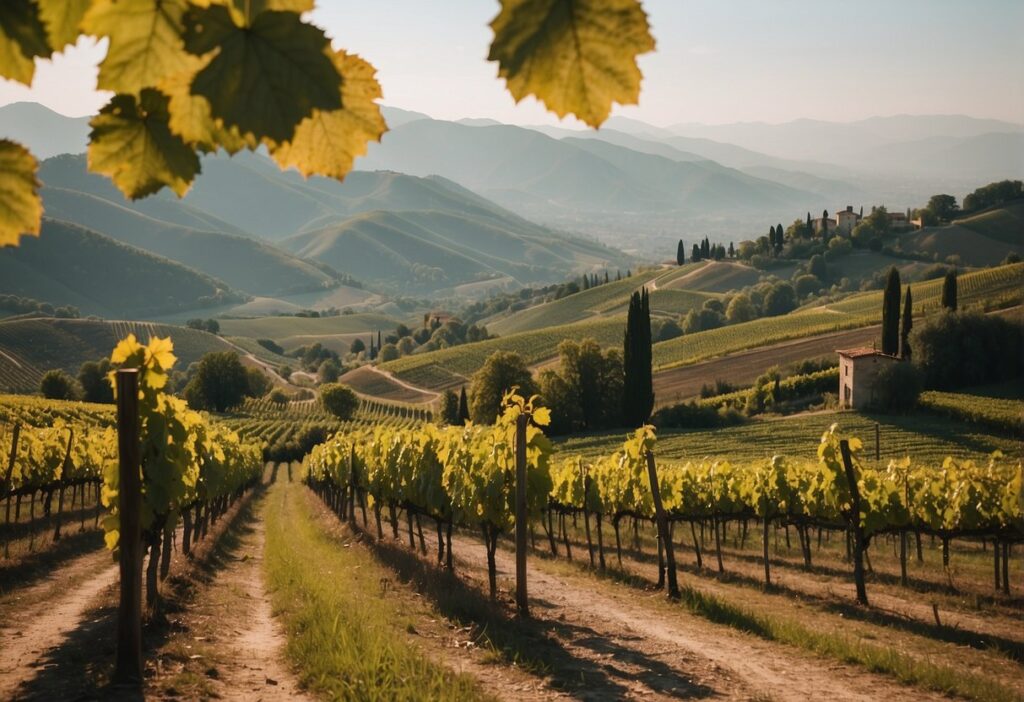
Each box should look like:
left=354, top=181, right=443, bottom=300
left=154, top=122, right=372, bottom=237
left=40, top=180, right=346, bottom=298
left=0, top=220, right=243, bottom=318
left=0, top=102, right=89, bottom=159
left=0, top=318, right=236, bottom=393
left=219, top=313, right=403, bottom=354
left=282, top=209, right=620, bottom=295
left=900, top=201, right=1024, bottom=266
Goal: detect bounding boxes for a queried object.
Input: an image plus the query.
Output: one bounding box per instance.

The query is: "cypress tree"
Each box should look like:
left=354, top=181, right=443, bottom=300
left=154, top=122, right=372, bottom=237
left=604, top=271, right=609, bottom=284
left=377, top=330, right=382, bottom=351
left=941, top=270, right=957, bottom=311
left=881, top=267, right=901, bottom=356
left=458, top=386, right=470, bottom=424
left=616, top=270, right=621, bottom=281
left=623, top=289, right=654, bottom=426
left=806, top=212, right=812, bottom=234
left=676, top=239, right=685, bottom=265
left=859, top=205, right=863, bottom=217
left=822, top=209, right=829, bottom=236
left=728, top=241, right=735, bottom=258
left=900, top=286, right=913, bottom=360
left=582, top=274, right=590, bottom=290
left=692, top=243, right=701, bottom=262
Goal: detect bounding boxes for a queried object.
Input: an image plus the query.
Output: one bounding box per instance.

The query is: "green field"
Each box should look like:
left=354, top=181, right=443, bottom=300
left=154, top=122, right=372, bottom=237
left=918, top=390, right=1023, bottom=435
left=0, top=318, right=233, bottom=393
left=554, top=410, right=1022, bottom=466
left=219, top=313, right=403, bottom=341
left=954, top=200, right=1024, bottom=246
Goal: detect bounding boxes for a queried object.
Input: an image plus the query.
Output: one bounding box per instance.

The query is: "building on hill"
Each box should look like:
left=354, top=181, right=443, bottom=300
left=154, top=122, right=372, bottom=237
left=835, top=206, right=861, bottom=235
left=887, top=211, right=915, bottom=231
left=812, top=216, right=837, bottom=235
left=424, top=311, right=454, bottom=328
left=837, top=348, right=899, bottom=410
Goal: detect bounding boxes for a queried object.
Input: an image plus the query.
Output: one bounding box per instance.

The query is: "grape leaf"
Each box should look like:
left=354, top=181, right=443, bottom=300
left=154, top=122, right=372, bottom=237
left=0, top=0, right=53, bottom=85
left=488, top=0, right=655, bottom=127
left=183, top=5, right=341, bottom=143
left=88, top=89, right=201, bottom=199
left=82, top=0, right=191, bottom=94
left=192, top=0, right=315, bottom=22
left=269, top=50, right=386, bottom=180
left=0, top=139, right=42, bottom=247
left=36, top=0, right=91, bottom=51
left=161, top=56, right=252, bottom=153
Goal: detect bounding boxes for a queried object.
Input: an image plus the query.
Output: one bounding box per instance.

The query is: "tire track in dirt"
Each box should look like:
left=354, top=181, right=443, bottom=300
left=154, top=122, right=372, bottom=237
left=447, top=532, right=950, bottom=702
left=0, top=549, right=117, bottom=699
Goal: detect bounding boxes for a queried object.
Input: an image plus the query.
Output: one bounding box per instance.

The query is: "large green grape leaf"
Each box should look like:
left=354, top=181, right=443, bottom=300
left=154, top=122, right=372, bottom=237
left=0, top=140, right=42, bottom=247
left=269, top=50, right=386, bottom=180
left=161, top=55, right=252, bottom=153
left=488, top=0, right=655, bottom=127
left=88, top=89, right=201, bottom=199
left=36, top=0, right=91, bottom=50
left=192, top=0, right=314, bottom=21
left=0, top=0, right=53, bottom=84
left=82, top=0, right=192, bottom=94
left=183, top=5, right=341, bottom=143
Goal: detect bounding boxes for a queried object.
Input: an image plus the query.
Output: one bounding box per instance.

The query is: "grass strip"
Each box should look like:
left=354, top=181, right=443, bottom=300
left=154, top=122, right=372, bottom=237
left=263, top=479, right=489, bottom=702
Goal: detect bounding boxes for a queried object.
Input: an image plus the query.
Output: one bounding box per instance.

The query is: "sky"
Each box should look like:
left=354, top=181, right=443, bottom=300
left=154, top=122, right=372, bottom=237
left=2, top=0, right=1022, bottom=126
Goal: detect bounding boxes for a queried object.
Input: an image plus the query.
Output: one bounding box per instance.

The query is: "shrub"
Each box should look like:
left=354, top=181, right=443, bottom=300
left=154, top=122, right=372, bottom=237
left=910, top=310, right=1023, bottom=390
left=40, top=370, right=78, bottom=400
left=78, top=359, right=113, bottom=403
left=871, top=362, right=922, bottom=413
left=320, top=383, right=360, bottom=419
left=763, top=282, right=797, bottom=316
left=184, top=352, right=250, bottom=412
left=269, top=389, right=289, bottom=405
left=257, top=338, right=284, bottom=355
left=469, top=351, right=536, bottom=424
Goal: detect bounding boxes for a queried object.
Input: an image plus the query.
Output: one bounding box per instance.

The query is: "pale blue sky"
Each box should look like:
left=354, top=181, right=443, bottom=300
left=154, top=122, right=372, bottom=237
left=2, top=0, right=1021, bottom=125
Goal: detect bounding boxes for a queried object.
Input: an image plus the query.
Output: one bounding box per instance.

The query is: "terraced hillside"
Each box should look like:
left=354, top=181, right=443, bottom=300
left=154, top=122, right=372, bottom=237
left=381, top=262, right=1024, bottom=393
left=0, top=319, right=234, bottom=393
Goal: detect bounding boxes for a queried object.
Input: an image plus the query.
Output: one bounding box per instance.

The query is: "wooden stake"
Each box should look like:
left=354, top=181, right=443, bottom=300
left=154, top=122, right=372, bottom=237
left=114, top=369, right=143, bottom=687
left=514, top=414, right=529, bottom=617
left=839, top=439, right=869, bottom=606
left=645, top=450, right=679, bottom=598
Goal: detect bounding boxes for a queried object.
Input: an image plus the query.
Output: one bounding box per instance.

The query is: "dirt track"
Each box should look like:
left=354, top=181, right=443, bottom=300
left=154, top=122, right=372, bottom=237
left=653, top=325, right=881, bottom=405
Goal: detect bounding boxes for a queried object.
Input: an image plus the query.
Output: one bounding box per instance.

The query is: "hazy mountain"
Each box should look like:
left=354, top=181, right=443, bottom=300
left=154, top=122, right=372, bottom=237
left=282, top=208, right=625, bottom=295
left=856, top=132, right=1024, bottom=181
left=0, top=102, right=88, bottom=159
left=667, top=115, right=1024, bottom=173
left=0, top=220, right=244, bottom=317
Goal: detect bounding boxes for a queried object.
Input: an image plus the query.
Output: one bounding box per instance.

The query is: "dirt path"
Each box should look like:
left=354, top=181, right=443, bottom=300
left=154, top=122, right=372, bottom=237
left=156, top=496, right=309, bottom=701
left=0, top=549, right=117, bottom=699
left=446, top=531, right=949, bottom=702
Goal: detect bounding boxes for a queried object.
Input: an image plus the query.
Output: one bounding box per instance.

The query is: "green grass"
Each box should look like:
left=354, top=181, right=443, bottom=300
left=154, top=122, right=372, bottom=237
left=955, top=200, right=1024, bottom=246
left=263, top=479, right=490, bottom=702
left=555, top=410, right=1022, bottom=465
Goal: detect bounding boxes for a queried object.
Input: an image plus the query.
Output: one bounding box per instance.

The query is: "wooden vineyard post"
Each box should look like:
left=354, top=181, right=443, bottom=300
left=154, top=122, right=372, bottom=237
left=2, top=423, right=20, bottom=559
left=645, top=450, right=679, bottom=599
left=53, top=429, right=74, bottom=541
left=874, top=423, right=880, bottom=461
left=839, top=439, right=869, bottom=606
left=114, top=369, right=143, bottom=687
left=514, top=414, right=529, bottom=617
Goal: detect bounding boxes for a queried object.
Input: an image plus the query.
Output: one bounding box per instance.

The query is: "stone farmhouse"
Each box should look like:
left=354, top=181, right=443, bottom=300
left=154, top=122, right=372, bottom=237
left=837, top=347, right=900, bottom=410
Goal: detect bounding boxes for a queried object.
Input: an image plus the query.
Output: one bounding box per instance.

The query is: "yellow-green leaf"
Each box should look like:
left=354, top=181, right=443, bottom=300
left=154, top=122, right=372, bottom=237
left=488, top=0, right=655, bottom=128
left=192, top=0, right=314, bottom=23
left=183, top=5, right=341, bottom=143
left=88, top=89, right=201, bottom=199
left=269, top=50, right=386, bottom=180
left=82, top=0, right=191, bottom=94
left=0, top=0, right=53, bottom=85
left=0, top=139, right=42, bottom=247
left=36, top=0, right=91, bottom=50
left=161, top=55, right=252, bottom=153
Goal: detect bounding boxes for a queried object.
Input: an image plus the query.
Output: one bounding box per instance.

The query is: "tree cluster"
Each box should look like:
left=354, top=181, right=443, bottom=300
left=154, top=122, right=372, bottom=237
left=186, top=318, right=220, bottom=335
left=538, top=339, right=623, bottom=434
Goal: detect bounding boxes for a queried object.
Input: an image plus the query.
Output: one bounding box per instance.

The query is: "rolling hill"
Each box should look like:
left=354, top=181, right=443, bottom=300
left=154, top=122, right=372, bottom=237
left=0, top=220, right=244, bottom=318
left=282, top=209, right=619, bottom=295
left=0, top=318, right=237, bottom=393
left=900, top=201, right=1024, bottom=266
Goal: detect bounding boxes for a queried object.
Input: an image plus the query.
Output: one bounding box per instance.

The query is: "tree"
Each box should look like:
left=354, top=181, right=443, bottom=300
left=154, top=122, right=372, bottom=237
left=458, top=386, right=470, bottom=424
left=321, top=383, right=360, bottom=419
left=871, top=363, right=922, bottom=413
left=963, top=180, right=1024, bottom=212
left=184, top=352, right=249, bottom=412
left=725, top=294, right=756, bottom=324
left=204, top=319, right=220, bottom=335
left=319, top=358, right=341, bottom=383
left=557, top=338, right=623, bottom=430
left=439, top=389, right=460, bottom=425
left=676, top=239, right=685, bottom=265
left=941, top=270, right=957, bottom=311
left=900, top=286, right=913, bottom=360
left=881, top=267, right=901, bottom=356
left=622, top=288, right=654, bottom=427
left=911, top=311, right=1023, bottom=389
left=246, top=368, right=272, bottom=397
left=866, top=205, right=890, bottom=234
left=691, top=243, right=701, bottom=262
left=78, top=359, right=114, bottom=403
left=763, top=282, right=797, bottom=317
left=808, top=254, right=827, bottom=281
left=926, top=194, right=958, bottom=222
left=793, top=274, right=822, bottom=298
left=728, top=241, right=735, bottom=258
left=469, top=351, right=536, bottom=424
left=378, top=343, right=399, bottom=362
left=40, top=370, right=77, bottom=400
left=350, top=338, right=366, bottom=355
left=821, top=209, right=829, bottom=236
left=537, top=369, right=581, bottom=435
